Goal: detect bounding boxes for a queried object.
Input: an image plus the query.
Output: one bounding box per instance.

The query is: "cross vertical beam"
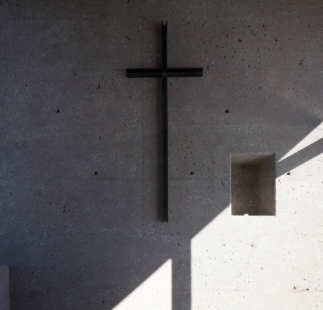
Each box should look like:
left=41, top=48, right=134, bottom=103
left=126, top=21, right=203, bottom=222
left=161, top=22, right=168, bottom=222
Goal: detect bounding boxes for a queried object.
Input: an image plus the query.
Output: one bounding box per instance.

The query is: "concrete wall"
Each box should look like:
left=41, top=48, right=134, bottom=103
left=1, top=1, right=323, bottom=309
left=0, top=266, right=10, bottom=310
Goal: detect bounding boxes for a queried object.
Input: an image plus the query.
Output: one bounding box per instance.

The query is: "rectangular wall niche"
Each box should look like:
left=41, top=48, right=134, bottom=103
left=231, top=153, right=276, bottom=216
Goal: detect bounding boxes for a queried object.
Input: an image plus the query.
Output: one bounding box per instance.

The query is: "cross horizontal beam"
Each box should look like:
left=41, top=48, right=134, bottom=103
left=126, top=68, right=203, bottom=78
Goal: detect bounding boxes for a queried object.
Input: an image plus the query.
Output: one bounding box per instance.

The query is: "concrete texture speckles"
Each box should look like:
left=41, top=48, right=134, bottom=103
left=1, top=0, right=323, bottom=309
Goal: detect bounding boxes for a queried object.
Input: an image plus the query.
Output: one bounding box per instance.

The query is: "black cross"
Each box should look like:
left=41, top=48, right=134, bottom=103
left=127, top=21, right=203, bottom=222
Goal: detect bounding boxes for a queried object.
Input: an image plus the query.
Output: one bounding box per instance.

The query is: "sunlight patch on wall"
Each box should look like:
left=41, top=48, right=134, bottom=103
left=191, top=206, right=279, bottom=309
left=113, top=259, right=172, bottom=310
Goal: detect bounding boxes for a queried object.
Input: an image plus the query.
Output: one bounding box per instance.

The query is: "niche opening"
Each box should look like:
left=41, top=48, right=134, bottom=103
left=231, top=153, right=276, bottom=216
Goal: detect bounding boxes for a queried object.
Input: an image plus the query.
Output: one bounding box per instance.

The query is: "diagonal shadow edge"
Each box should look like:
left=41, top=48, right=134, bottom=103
left=276, top=138, right=323, bottom=178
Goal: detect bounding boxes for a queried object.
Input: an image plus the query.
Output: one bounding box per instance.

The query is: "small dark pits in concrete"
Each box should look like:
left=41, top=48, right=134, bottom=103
left=225, top=109, right=230, bottom=113
left=190, top=171, right=194, bottom=175
left=56, top=109, right=60, bottom=113
left=94, top=171, right=98, bottom=175
left=287, top=172, right=291, bottom=175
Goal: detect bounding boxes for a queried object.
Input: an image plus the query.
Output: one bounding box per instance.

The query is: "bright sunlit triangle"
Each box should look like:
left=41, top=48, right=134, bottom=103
left=113, top=259, right=172, bottom=310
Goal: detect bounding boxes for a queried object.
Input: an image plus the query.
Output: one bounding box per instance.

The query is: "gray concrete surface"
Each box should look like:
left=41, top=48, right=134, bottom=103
left=1, top=0, right=323, bottom=309
left=0, top=266, right=9, bottom=310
